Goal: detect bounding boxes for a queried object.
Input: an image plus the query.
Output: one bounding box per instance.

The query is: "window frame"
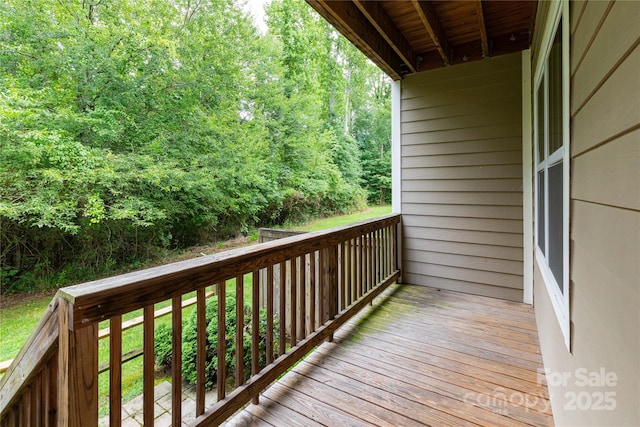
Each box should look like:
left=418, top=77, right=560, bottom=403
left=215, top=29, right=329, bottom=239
left=533, top=1, right=571, bottom=350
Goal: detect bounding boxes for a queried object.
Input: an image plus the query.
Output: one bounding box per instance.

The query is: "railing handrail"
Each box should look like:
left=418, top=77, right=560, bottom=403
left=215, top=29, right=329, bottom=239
left=0, top=213, right=401, bottom=426
left=0, top=289, right=214, bottom=377
left=0, top=296, right=60, bottom=415
left=60, top=214, right=400, bottom=329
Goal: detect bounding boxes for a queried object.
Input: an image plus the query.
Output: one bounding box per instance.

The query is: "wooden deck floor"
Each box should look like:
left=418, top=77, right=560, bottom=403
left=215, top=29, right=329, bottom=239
left=227, top=284, right=553, bottom=427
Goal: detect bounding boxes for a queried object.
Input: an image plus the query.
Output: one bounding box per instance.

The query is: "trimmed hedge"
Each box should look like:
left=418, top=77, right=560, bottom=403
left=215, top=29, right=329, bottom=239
left=155, top=294, right=279, bottom=389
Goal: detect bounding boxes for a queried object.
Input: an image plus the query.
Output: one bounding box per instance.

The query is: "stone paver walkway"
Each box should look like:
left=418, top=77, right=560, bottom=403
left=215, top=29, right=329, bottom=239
left=99, top=381, right=217, bottom=427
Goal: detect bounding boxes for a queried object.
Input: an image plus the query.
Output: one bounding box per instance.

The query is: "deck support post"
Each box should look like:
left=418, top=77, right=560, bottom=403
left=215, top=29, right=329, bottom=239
left=57, top=301, right=98, bottom=427
left=321, top=245, right=339, bottom=331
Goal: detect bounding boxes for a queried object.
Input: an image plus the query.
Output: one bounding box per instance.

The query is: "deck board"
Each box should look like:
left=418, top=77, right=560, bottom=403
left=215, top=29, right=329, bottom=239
left=228, top=285, right=553, bottom=426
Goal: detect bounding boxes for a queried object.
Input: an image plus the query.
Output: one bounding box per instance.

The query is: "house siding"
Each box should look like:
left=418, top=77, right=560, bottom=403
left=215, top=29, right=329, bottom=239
left=400, top=53, right=524, bottom=302
left=534, top=2, right=640, bottom=426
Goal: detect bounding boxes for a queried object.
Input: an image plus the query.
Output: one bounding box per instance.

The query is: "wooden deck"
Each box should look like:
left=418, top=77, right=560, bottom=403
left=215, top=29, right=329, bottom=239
left=227, top=284, right=553, bottom=427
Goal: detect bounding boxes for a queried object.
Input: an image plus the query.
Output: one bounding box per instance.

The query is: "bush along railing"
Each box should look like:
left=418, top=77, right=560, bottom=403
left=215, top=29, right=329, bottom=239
left=0, top=214, right=400, bottom=426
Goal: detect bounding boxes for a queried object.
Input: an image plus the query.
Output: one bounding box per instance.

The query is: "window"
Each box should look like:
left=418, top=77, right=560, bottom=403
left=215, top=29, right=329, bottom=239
left=534, top=6, right=570, bottom=349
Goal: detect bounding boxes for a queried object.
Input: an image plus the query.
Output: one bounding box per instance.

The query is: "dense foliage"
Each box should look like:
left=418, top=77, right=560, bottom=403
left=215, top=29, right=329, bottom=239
left=154, top=294, right=278, bottom=388
left=0, top=0, right=391, bottom=293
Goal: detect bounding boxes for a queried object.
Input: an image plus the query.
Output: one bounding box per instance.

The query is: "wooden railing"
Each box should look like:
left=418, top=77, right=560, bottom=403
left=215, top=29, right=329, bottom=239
left=0, top=214, right=400, bottom=426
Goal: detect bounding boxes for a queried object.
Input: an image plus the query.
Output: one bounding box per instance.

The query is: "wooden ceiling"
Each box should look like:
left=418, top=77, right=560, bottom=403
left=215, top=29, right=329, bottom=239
left=306, top=0, right=537, bottom=80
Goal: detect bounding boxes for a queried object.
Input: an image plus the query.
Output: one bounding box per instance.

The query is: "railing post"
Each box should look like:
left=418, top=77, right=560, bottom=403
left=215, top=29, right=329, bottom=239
left=58, top=301, right=98, bottom=427
left=321, top=245, right=339, bottom=332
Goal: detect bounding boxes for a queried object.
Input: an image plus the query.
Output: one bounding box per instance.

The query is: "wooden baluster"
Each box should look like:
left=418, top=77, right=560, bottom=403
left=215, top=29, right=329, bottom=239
left=299, top=255, right=306, bottom=340
left=352, top=239, right=357, bottom=302
left=388, top=225, right=392, bottom=276
left=375, top=229, right=380, bottom=284
left=235, top=276, right=244, bottom=387
left=340, top=241, right=346, bottom=311
left=172, top=297, right=182, bottom=425
left=353, top=236, right=359, bottom=299
left=217, top=282, right=226, bottom=401
left=349, top=240, right=353, bottom=303
left=32, top=373, right=41, bottom=427
left=290, top=259, right=297, bottom=347
left=380, top=227, right=384, bottom=280
left=373, top=229, right=378, bottom=285
left=384, top=227, right=387, bottom=277
left=384, top=227, right=388, bottom=279
left=360, top=234, right=365, bottom=295
left=370, top=231, right=374, bottom=290
left=251, top=270, right=260, bottom=405
left=363, top=233, right=368, bottom=293
left=347, top=239, right=352, bottom=302
left=383, top=227, right=387, bottom=279
left=22, top=386, right=29, bottom=427
left=109, top=315, right=122, bottom=427
left=369, top=230, right=378, bottom=288
left=380, top=227, right=385, bottom=279
left=45, top=355, right=57, bottom=427
left=379, top=228, right=383, bottom=282
left=384, top=226, right=389, bottom=278
left=5, top=406, right=14, bottom=427
left=141, top=306, right=154, bottom=426
left=322, top=246, right=339, bottom=341
left=351, top=239, right=356, bottom=304
left=386, top=227, right=390, bottom=277
left=364, top=233, right=369, bottom=292
left=40, top=365, right=48, bottom=427
left=370, top=231, right=375, bottom=290
left=318, top=249, right=325, bottom=325
left=309, top=252, right=316, bottom=332
left=370, top=231, right=375, bottom=289
left=196, top=287, right=206, bottom=416
left=344, top=240, right=349, bottom=307
left=362, top=234, right=367, bottom=293
left=392, top=223, right=398, bottom=272
left=359, top=235, right=365, bottom=298
left=278, top=262, right=286, bottom=357
left=266, top=265, right=274, bottom=364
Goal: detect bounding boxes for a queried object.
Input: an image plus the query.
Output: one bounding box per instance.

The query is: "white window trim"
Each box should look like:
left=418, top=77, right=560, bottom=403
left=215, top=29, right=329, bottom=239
left=522, top=49, right=533, bottom=305
left=533, top=1, right=571, bottom=351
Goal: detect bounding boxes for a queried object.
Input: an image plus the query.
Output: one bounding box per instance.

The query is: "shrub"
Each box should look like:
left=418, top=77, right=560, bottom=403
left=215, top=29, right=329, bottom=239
left=154, top=293, right=278, bottom=389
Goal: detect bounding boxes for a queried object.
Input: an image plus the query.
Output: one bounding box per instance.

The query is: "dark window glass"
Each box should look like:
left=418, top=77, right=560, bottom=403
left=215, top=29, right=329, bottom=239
left=548, top=21, right=563, bottom=155
left=548, top=162, right=564, bottom=292
left=537, top=81, right=545, bottom=162
left=537, top=170, right=545, bottom=255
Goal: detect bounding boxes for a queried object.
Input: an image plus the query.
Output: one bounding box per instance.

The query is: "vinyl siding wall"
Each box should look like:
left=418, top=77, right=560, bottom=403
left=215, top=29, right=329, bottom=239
left=400, top=53, right=524, bottom=301
left=534, top=2, right=640, bottom=425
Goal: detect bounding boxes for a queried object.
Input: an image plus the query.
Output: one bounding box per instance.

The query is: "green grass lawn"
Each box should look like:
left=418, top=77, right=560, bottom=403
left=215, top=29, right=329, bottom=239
left=0, top=295, right=57, bottom=361
left=0, top=204, right=391, bottom=408
left=292, top=204, right=391, bottom=232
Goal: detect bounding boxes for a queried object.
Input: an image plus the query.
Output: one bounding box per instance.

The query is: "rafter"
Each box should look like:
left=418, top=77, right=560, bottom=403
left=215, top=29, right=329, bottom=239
left=411, top=0, right=451, bottom=66
left=352, top=0, right=417, bottom=73
left=474, top=0, right=490, bottom=57
left=307, top=0, right=403, bottom=80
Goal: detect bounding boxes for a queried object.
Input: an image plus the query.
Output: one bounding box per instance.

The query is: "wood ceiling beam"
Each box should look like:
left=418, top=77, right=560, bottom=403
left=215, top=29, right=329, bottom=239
left=307, top=0, right=403, bottom=80
left=352, top=0, right=417, bottom=73
left=528, top=0, right=538, bottom=46
left=418, top=34, right=530, bottom=72
left=474, top=0, right=490, bottom=57
left=411, top=0, right=451, bottom=66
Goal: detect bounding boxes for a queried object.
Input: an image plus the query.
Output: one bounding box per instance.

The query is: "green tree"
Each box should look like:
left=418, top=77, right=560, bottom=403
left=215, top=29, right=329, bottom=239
left=0, top=0, right=388, bottom=293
